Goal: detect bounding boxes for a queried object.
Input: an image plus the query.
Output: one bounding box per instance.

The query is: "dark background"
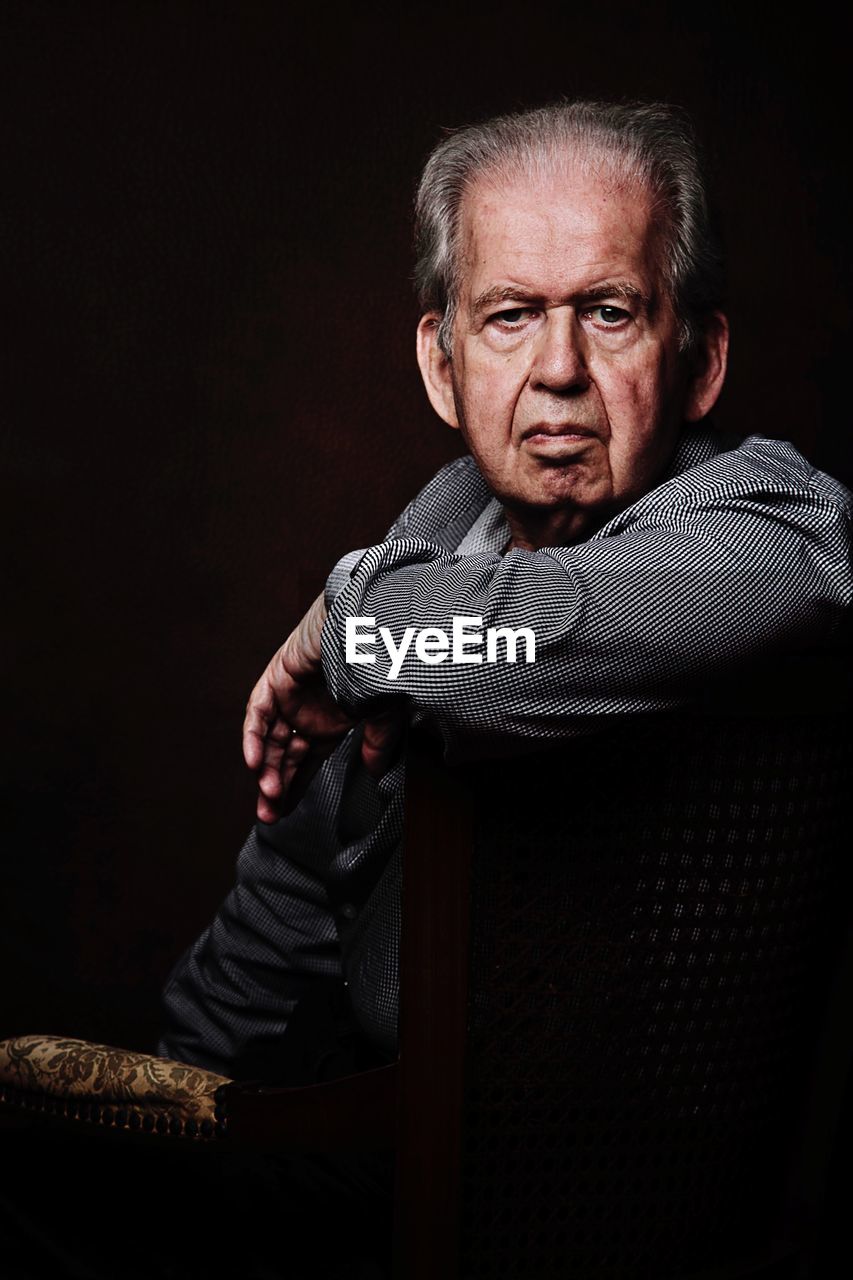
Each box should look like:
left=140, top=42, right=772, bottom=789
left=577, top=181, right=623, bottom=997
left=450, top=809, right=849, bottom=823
left=2, top=2, right=851, bottom=1060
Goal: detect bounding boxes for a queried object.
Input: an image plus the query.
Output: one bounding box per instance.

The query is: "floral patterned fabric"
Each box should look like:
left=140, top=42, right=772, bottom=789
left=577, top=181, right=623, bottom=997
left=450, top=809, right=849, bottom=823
left=0, top=1034, right=231, bottom=1134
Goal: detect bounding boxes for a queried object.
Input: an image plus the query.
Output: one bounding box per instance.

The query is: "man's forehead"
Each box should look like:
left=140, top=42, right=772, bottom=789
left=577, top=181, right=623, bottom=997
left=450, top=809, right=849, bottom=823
left=456, top=162, right=661, bottom=302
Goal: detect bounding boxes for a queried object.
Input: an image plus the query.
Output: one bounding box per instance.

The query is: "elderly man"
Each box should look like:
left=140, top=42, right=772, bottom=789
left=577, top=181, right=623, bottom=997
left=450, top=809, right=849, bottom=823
left=159, top=100, right=851, bottom=1086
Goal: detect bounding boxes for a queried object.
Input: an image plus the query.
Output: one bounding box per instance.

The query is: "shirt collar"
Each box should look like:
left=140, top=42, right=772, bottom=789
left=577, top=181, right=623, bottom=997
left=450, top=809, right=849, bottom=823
left=659, top=424, right=728, bottom=483
left=455, top=495, right=510, bottom=555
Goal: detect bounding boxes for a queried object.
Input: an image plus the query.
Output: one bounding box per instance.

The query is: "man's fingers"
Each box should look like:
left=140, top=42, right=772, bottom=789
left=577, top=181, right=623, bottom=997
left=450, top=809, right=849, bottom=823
left=243, top=661, right=303, bottom=768
left=361, top=711, right=406, bottom=777
left=242, top=608, right=355, bottom=818
left=256, top=792, right=282, bottom=824
left=280, top=734, right=310, bottom=789
left=255, top=734, right=312, bottom=822
left=258, top=762, right=284, bottom=800
left=242, top=673, right=277, bottom=769
left=252, top=721, right=293, bottom=795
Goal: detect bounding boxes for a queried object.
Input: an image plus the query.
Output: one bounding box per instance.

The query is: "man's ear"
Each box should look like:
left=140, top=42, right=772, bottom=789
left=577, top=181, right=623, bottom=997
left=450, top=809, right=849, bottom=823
left=683, top=311, right=729, bottom=423
left=416, top=312, right=460, bottom=429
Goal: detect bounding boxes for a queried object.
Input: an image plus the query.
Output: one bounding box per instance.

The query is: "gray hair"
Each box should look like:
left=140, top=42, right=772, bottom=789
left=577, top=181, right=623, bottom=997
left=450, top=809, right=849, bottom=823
left=413, top=100, right=724, bottom=357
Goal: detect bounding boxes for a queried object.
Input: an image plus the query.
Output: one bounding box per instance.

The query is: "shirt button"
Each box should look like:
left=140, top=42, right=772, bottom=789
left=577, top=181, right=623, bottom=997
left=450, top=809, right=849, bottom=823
left=340, top=903, right=358, bottom=921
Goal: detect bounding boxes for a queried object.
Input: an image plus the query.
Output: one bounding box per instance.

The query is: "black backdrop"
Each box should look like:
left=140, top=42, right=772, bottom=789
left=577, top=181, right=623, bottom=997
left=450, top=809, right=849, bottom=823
left=2, top=3, right=851, bottom=1061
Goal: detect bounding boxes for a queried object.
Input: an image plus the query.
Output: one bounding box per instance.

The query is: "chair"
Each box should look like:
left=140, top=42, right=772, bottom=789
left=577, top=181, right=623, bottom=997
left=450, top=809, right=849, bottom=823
left=393, top=704, right=853, bottom=1279
left=2, top=696, right=851, bottom=1278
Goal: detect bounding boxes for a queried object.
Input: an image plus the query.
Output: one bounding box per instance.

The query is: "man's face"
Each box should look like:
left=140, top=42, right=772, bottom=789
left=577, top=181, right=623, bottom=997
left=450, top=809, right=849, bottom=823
left=418, top=162, right=726, bottom=546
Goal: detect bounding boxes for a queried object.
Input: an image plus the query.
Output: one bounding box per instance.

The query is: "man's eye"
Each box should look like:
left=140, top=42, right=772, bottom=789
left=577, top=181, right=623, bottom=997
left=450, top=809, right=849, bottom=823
left=588, top=305, right=629, bottom=326
left=490, top=308, right=532, bottom=327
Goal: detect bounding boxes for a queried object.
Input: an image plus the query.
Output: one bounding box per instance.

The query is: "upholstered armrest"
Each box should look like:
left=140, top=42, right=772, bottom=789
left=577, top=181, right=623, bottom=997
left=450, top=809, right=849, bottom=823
left=0, top=1034, right=231, bottom=1140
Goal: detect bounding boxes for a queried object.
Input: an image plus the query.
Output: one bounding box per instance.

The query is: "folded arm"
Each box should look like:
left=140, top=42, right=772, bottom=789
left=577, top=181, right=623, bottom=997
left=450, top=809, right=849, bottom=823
left=243, top=441, right=852, bottom=785
left=319, top=479, right=852, bottom=758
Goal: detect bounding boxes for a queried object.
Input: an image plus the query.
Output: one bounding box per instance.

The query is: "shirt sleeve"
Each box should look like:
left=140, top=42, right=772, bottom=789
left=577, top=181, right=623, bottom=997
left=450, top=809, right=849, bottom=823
left=319, top=468, right=853, bottom=760
left=158, top=738, right=353, bottom=1075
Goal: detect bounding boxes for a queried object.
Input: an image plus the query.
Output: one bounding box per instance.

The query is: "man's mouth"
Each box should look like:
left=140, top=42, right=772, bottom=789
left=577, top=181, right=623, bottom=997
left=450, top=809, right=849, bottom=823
left=520, top=424, right=598, bottom=448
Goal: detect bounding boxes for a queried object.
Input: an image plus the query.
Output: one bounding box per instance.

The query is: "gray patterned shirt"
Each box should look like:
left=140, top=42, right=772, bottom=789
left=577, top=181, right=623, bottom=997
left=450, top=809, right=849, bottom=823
left=159, top=428, right=852, bottom=1070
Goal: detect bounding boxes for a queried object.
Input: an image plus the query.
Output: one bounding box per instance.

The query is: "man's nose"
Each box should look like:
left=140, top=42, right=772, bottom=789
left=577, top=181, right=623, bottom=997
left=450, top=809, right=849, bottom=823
left=529, top=308, right=590, bottom=393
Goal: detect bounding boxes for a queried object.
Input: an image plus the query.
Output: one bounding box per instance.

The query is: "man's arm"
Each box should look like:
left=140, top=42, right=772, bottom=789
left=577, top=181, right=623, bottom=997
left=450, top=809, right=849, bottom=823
left=319, top=440, right=852, bottom=759
left=241, top=456, right=491, bottom=815
left=161, top=472, right=472, bottom=1067
left=158, top=735, right=356, bottom=1074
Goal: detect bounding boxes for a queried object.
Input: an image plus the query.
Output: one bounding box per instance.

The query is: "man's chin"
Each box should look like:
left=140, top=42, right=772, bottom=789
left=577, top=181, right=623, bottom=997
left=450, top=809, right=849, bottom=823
left=501, top=470, right=611, bottom=515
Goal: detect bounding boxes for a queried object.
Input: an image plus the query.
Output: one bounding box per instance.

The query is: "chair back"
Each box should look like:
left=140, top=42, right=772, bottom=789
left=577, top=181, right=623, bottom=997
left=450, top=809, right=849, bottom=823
left=396, top=706, right=853, bottom=1280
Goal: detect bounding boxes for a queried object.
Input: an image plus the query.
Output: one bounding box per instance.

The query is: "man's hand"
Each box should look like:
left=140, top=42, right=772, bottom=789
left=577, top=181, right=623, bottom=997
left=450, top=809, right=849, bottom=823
left=242, top=593, right=405, bottom=822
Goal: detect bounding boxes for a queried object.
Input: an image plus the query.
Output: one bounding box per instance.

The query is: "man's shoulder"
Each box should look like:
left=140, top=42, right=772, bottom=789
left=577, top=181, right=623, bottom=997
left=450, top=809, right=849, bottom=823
left=657, top=429, right=852, bottom=512
left=385, top=454, right=493, bottom=547
left=731, top=435, right=852, bottom=505
left=590, top=428, right=853, bottom=551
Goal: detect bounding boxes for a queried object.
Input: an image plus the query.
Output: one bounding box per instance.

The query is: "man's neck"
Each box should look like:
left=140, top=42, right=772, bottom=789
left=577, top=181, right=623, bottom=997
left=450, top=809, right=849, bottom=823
left=503, top=503, right=612, bottom=551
